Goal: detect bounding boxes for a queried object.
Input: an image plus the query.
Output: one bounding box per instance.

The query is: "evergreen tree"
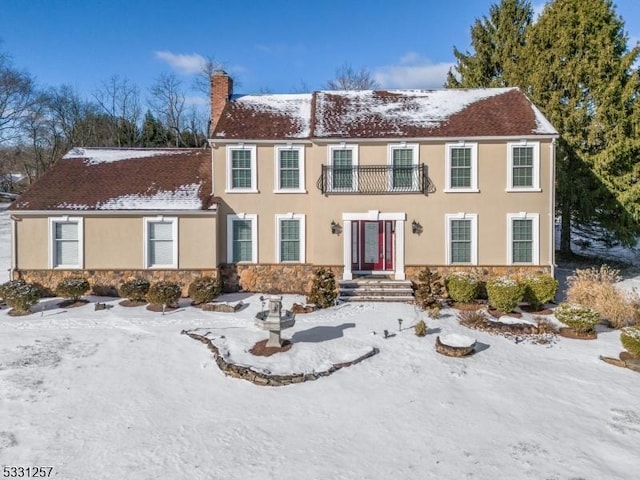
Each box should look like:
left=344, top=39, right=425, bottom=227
left=446, top=0, right=533, bottom=88
left=524, top=0, right=640, bottom=250
left=140, top=111, right=170, bottom=147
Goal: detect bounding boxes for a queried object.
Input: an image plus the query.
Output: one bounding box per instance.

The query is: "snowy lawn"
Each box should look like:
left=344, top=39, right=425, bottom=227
left=1, top=205, right=639, bottom=479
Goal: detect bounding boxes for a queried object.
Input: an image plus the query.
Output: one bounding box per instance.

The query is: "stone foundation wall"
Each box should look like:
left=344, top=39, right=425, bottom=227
left=405, top=265, right=552, bottom=283
left=14, top=269, right=218, bottom=297
left=218, top=264, right=343, bottom=294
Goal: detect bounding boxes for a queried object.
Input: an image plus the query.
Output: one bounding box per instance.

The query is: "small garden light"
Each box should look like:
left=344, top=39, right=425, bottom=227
left=398, top=318, right=403, bottom=331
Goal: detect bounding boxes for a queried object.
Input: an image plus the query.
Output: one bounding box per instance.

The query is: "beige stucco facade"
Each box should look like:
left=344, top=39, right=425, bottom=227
left=212, top=137, right=556, bottom=282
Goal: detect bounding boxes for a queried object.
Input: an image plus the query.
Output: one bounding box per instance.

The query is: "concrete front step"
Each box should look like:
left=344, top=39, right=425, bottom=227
left=339, top=295, right=415, bottom=303
left=338, top=278, right=414, bottom=302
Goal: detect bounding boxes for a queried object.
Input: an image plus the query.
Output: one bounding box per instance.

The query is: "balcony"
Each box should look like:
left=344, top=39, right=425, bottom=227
left=317, top=164, right=433, bottom=195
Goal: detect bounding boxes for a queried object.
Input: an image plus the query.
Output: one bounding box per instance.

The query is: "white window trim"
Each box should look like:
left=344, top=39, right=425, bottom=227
left=143, top=216, right=178, bottom=269
left=227, top=214, right=258, bottom=263
left=387, top=143, right=419, bottom=191
left=507, top=213, right=540, bottom=265
left=445, top=213, right=478, bottom=265
left=273, top=144, right=306, bottom=193
left=48, top=216, right=84, bottom=269
left=226, top=144, right=258, bottom=193
left=275, top=213, right=305, bottom=263
left=507, top=141, right=541, bottom=192
left=327, top=144, right=359, bottom=192
left=444, top=142, right=479, bottom=193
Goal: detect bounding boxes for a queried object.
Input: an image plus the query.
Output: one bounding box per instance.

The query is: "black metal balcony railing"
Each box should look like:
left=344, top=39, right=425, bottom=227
left=317, top=164, right=433, bottom=195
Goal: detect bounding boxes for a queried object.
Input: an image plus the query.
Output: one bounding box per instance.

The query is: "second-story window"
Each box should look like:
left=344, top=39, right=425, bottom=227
left=507, top=142, right=540, bottom=191
left=445, top=142, right=478, bottom=192
left=226, top=145, right=257, bottom=192
left=389, top=144, right=419, bottom=191
left=328, top=145, right=358, bottom=192
left=274, top=145, right=305, bottom=193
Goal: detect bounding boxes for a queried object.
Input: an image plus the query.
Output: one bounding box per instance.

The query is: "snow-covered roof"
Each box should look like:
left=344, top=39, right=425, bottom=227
left=11, top=148, right=216, bottom=212
left=212, top=87, right=557, bottom=140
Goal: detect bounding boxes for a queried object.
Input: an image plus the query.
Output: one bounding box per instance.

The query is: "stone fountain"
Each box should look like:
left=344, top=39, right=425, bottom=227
left=255, top=296, right=296, bottom=348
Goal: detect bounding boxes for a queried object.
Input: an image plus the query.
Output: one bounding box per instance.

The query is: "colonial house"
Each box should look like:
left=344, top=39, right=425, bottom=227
left=8, top=71, right=557, bottom=298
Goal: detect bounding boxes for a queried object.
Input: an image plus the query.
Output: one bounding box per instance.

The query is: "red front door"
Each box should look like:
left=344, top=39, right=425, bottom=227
left=352, top=220, right=394, bottom=272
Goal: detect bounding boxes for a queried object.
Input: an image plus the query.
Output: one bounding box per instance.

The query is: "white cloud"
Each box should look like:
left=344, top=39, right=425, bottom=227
left=184, top=95, right=208, bottom=107
left=374, top=54, right=454, bottom=89
left=154, top=51, right=206, bottom=75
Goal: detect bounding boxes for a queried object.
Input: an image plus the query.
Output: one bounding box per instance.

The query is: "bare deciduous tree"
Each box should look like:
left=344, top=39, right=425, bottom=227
left=0, top=51, right=35, bottom=144
left=325, top=63, right=379, bottom=90
left=149, top=73, right=186, bottom=147
left=94, top=76, right=142, bottom=146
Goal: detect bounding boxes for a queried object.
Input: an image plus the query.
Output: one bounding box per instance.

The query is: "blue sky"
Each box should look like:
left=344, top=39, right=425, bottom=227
left=1, top=0, right=639, bottom=105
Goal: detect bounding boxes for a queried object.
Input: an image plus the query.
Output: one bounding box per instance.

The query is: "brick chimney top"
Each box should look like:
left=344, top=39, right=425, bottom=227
left=210, top=71, right=233, bottom=136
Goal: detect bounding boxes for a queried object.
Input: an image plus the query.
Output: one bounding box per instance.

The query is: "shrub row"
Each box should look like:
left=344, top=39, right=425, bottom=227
left=441, top=272, right=558, bottom=313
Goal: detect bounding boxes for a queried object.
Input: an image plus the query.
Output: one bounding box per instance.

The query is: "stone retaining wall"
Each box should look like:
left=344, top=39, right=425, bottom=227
left=15, top=269, right=218, bottom=297
left=181, top=329, right=378, bottom=387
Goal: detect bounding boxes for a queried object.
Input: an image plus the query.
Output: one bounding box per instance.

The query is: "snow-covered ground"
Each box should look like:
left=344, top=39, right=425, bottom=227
left=1, top=206, right=639, bottom=479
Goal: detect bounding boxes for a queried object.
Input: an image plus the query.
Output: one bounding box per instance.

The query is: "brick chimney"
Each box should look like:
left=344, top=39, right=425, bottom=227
left=210, top=70, right=233, bottom=136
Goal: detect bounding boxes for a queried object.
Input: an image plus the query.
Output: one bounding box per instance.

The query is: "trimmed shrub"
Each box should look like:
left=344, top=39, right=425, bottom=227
left=119, top=278, right=150, bottom=302
left=620, top=326, right=640, bottom=357
left=567, top=265, right=638, bottom=328
left=523, top=274, right=558, bottom=310
left=445, top=272, right=479, bottom=303
left=147, top=281, right=182, bottom=307
left=554, top=303, right=599, bottom=333
left=427, top=305, right=441, bottom=319
left=55, top=277, right=90, bottom=302
left=486, top=276, right=524, bottom=313
left=188, top=276, right=221, bottom=305
left=414, top=319, right=427, bottom=337
left=307, top=268, right=337, bottom=308
left=414, top=268, right=446, bottom=309
left=0, top=280, right=40, bottom=314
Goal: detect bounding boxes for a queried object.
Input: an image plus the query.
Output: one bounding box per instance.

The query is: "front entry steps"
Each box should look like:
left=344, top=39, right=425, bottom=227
left=338, top=278, right=414, bottom=303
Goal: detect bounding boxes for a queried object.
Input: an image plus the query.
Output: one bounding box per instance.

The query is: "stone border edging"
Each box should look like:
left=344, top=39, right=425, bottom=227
left=599, top=355, right=640, bottom=373
left=181, top=329, right=379, bottom=387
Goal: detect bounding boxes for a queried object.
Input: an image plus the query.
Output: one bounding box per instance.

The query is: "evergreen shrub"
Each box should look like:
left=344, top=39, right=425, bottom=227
left=523, top=274, right=558, bottom=310
left=620, top=326, right=640, bottom=357
left=307, top=268, right=337, bottom=308
left=486, top=276, right=524, bottom=313
left=554, top=303, right=599, bottom=333
left=445, top=272, right=479, bottom=303
left=147, top=281, right=182, bottom=307
left=118, top=278, right=150, bottom=302
left=55, top=277, right=90, bottom=302
left=0, top=280, right=40, bottom=314
left=414, top=319, right=427, bottom=337
left=188, top=277, right=221, bottom=305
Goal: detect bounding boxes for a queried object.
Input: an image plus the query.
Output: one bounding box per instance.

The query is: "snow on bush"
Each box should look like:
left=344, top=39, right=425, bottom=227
left=147, top=281, right=182, bottom=307
left=188, top=276, right=221, bottom=305
left=55, top=277, right=90, bottom=302
left=118, top=278, right=150, bottom=302
left=445, top=272, right=479, bottom=303
left=486, top=276, right=524, bottom=313
left=554, top=302, right=599, bottom=333
left=0, top=279, right=40, bottom=314
left=523, top=274, right=558, bottom=310
left=620, top=326, right=640, bottom=357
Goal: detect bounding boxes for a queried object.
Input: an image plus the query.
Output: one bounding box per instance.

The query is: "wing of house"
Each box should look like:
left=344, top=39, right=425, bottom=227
left=9, top=148, right=217, bottom=294
left=8, top=71, right=558, bottom=297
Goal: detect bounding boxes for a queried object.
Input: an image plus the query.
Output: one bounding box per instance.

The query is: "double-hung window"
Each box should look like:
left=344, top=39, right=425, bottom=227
left=49, top=217, right=83, bottom=268
left=445, top=214, right=478, bottom=265
left=507, top=213, right=539, bottom=264
left=276, top=214, right=305, bottom=263
left=226, top=145, right=257, bottom=192
left=445, top=142, right=478, bottom=192
left=227, top=214, right=257, bottom=263
left=507, top=142, right=540, bottom=191
left=328, top=145, right=358, bottom=192
left=274, top=145, right=305, bottom=192
left=389, top=144, right=418, bottom=191
left=144, top=217, right=177, bottom=268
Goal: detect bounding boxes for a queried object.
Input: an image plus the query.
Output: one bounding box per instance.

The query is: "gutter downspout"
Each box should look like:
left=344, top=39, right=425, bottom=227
left=10, top=214, right=17, bottom=280
left=549, top=138, right=557, bottom=278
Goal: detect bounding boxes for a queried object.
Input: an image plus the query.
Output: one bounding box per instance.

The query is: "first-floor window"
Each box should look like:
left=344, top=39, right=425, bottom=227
left=276, top=214, right=305, bottom=263
left=145, top=218, right=177, bottom=268
left=227, top=215, right=257, bottom=263
left=51, top=218, right=83, bottom=268
left=508, top=213, right=539, bottom=264
left=446, top=214, right=477, bottom=265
